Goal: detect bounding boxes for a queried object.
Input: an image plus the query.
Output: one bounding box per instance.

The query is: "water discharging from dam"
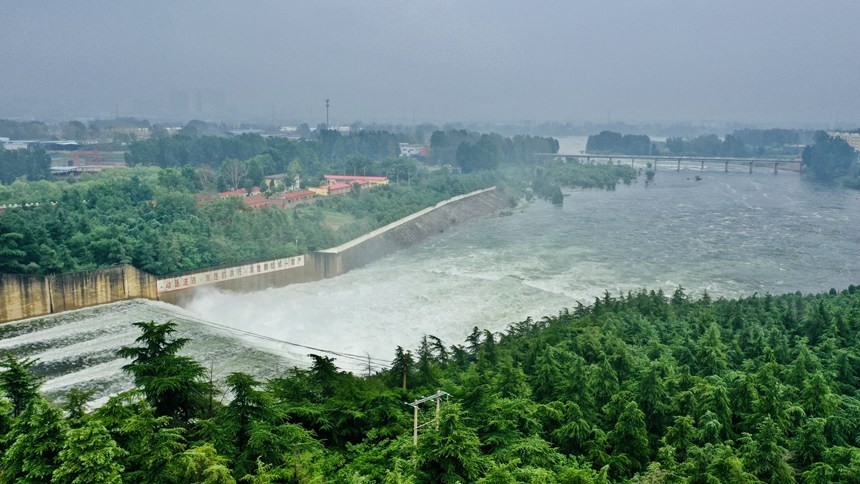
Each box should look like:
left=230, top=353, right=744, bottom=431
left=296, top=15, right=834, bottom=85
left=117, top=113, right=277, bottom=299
left=4, top=170, right=860, bottom=402
left=187, top=170, right=860, bottom=369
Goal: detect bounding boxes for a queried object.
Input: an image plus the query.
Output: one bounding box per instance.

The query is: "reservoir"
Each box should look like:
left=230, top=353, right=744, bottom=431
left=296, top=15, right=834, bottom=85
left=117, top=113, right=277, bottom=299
left=3, top=168, right=860, bottom=399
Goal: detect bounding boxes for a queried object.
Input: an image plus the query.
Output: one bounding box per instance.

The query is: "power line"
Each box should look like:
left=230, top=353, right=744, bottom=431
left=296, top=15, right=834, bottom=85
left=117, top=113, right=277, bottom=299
left=145, top=308, right=393, bottom=369
left=406, top=390, right=452, bottom=446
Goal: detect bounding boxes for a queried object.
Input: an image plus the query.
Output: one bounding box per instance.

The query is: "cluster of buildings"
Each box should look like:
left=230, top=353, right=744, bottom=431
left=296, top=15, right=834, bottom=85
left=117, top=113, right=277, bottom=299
left=211, top=174, right=389, bottom=210
left=308, top=175, right=389, bottom=196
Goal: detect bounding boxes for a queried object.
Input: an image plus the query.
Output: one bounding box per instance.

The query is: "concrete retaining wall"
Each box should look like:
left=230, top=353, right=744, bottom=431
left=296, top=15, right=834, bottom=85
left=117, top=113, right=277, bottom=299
left=0, top=273, right=52, bottom=322
left=0, top=265, right=157, bottom=323
left=50, top=265, right=158, bottom=314
left=161, top=186, right=509, bottom=303
left=321, top=187, right=509, bottom=274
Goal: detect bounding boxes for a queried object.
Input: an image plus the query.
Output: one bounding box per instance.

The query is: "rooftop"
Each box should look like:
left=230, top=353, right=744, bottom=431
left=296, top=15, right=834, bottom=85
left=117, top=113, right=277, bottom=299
left=324, top=175, right=388, bottom=182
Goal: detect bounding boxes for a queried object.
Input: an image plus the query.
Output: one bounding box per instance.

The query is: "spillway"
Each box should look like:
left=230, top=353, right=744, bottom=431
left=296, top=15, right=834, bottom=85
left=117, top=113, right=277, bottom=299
left=0, top=299, right=304, bottom=407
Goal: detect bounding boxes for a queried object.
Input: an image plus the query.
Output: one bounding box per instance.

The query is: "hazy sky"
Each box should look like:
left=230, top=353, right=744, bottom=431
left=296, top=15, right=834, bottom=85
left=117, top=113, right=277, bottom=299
left=2, top=1, right=858, bottom=126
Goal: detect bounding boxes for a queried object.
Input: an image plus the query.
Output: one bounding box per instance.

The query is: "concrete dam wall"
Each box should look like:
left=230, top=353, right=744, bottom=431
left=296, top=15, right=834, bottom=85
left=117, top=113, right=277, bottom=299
left=319, top=186, right=509, bottom=274
left=0, top=265, right=158, bottom=323
left=0, top=187, right=509, bottom=321
left=159, top=186, right=509, bottom=304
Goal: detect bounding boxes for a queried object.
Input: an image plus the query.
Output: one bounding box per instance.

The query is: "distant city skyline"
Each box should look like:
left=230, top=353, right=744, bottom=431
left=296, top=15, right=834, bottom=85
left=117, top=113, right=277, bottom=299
left=2, top=1, right=859, bottom=128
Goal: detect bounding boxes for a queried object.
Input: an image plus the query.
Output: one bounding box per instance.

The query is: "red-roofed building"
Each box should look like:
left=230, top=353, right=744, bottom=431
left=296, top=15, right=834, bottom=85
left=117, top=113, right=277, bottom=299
left=310, top=181, right=360, bottom=196
left=267, top=189, right=316, bottom=208
left=244, top=195, right=268, bottom=210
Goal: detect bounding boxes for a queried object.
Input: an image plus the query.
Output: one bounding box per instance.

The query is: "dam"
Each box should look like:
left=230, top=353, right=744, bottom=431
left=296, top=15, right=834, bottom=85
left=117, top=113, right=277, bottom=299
left=0, top=187, right=511, bottom=403
left=1, top=186, right=508, bottom=320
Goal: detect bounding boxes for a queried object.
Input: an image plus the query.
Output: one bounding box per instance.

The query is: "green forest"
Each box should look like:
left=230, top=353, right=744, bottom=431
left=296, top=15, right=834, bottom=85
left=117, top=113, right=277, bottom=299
left=0, top=166, right=501, bottom=276
left=801, top=131, right=860, bottom=188
left=3, top=286, right=860, bottom=482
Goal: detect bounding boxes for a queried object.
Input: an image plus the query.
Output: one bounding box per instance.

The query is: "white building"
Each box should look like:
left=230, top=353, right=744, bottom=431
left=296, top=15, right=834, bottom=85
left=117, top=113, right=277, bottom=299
left=399, top=143, right=428, bottom=157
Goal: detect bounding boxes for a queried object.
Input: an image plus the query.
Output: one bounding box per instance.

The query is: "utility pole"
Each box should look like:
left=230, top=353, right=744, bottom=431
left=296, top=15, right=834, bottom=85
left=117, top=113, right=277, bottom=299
left=405, top=390, right=451, bottom=446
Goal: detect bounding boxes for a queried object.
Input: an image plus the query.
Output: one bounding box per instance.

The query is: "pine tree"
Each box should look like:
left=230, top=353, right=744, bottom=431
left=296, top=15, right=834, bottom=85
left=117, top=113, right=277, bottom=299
left=415, top=335, right=438, bottom=388
left=52, top=419, right=124, bottom=484
left=0, top=354, right=40, bottom=418
left=308, top=354, right=340, bottom=399
left=0, top=397, right=66, bottom=483
left=417, top=403, right=483, bottom=483
left=741, top=417, right=794, bottom=483
left=606, top=401, right=650, bottom=477
left=220, top=372, right=273, bottom=477
left=696, top=323, right=728, bottom=376
left=116, top=321, right=209, bottom=424
left=530, top=345, right=564, bottom=402
left=390, top=346, right=414, bottom=391
left=790, top=418, right=827, bottom=470
left=176, top=444, right=235, bottom=484
left=95, top=393, right=186, bottom=483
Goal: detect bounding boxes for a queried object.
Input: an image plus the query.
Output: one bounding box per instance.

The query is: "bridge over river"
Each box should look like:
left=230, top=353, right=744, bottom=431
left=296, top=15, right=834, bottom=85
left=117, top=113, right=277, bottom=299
left=533, top=153, right=802, bottom=174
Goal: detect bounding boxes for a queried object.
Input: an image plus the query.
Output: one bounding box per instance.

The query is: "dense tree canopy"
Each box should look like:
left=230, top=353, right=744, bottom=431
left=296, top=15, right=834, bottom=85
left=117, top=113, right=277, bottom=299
left=0, top=120, right=50, bottom=140
left=430, top=129, right=558, bottom=167
left=802, top=131, right=858, bottom=181
left=0, top=148, right=52, bottom=185
left=586, top=131, right=652, bottom=156
left=3, top=285, right=860, bottom=481
left=0, top=164, right=502, bottom=276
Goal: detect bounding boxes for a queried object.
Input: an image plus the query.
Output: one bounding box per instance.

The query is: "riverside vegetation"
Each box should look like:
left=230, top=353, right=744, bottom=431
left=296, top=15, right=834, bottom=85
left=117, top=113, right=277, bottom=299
left=0, top=127, right=631, bottom=277
left=2, top=286, right=860, bottom=482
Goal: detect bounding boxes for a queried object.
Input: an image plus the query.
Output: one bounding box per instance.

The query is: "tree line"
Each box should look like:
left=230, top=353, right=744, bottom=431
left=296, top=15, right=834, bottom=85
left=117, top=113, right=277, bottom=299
left=531, top=161, right=638, bottom=205
left=586, top=131, right=652, bottom=156
left=0, top=120, right=51, bottom=140
left=2, top=285, right=860, bottom=481
left=802, top=131, right=860, bottom=188
left=0, top=165, right=502, bottom=277
left=429, top=130, right=559, bottom=172
left=586, top=128, right=818, bottom=159
left=0, top=148, right=52, bottom=185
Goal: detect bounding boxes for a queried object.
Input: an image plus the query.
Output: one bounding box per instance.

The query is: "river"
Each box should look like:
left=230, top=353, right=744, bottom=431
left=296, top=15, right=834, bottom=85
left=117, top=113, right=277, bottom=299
left=3, top=167, right=860, bottom=399
left=185, top=168, right=860, bottom=371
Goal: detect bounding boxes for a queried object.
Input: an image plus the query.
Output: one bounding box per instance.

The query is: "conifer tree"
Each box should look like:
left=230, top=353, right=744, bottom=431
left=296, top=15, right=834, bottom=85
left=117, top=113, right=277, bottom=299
left=607, top=401, right=650, bottom=476
left=417, top=403, right=483, bottom=483
left=0, top=355, right=40, bottom=418
left=0, top=397, right=66, bottom=483
left=52, top=419, right=124, bottom=484
left=116, top=321, right=208, bottom=424
left=390, top=346, right=414, bottom=391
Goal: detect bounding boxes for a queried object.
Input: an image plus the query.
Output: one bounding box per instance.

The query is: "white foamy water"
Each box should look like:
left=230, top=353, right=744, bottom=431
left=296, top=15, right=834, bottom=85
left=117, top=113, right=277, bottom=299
left=186, top=170, right=860, bottom=370
left=0, top=299, right=300, bottom=403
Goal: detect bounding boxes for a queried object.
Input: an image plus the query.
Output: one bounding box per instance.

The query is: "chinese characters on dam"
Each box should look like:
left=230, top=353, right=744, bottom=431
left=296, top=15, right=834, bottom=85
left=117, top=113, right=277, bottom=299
left=156, top=256, right=305, bottom=294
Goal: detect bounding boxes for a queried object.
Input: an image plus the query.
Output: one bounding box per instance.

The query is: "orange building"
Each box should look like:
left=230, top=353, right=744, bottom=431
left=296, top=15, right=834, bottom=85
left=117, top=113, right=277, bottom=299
left=323, top=175, right=388, bottom=187
left=310, top=182, right=360, bottom=196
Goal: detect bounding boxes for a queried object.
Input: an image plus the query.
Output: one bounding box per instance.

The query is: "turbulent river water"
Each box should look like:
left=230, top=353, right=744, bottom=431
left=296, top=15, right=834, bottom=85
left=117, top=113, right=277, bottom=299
left=3, top=167, right=860, bottom=401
